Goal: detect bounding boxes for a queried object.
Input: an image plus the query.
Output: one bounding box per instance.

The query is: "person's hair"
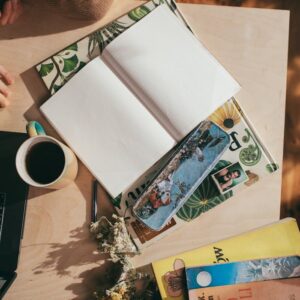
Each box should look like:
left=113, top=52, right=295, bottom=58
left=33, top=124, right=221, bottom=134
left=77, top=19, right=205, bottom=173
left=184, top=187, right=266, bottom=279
left=48, top=0, right=113, bottom=21
left=232, top=169, right=241, bottom=178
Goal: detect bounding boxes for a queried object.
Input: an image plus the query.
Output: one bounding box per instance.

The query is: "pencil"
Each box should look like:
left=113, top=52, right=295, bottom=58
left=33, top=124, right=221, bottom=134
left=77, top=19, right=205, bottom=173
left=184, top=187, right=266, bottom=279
left=91, top=180, right=98, bottom=222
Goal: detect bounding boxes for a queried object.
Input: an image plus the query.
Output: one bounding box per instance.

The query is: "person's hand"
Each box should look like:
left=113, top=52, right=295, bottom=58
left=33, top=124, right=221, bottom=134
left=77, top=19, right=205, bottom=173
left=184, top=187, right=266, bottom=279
left=0, top=65, right=14, bottom=108
left=0, top=0, right=23, bottom=26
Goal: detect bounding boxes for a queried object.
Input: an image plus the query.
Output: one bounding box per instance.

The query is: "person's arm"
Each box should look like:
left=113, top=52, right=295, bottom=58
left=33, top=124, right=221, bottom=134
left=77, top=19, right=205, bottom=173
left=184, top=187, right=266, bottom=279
left=0, top=0, right=22, bottom=26
left=0, top=65, right=14, bottom=108
left=220, top=178, right=233, bottom=191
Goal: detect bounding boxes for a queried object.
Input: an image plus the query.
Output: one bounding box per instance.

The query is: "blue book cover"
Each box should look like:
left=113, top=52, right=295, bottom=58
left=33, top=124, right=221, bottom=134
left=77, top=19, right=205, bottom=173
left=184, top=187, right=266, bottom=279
left=186, top=255, right=300, bottom=290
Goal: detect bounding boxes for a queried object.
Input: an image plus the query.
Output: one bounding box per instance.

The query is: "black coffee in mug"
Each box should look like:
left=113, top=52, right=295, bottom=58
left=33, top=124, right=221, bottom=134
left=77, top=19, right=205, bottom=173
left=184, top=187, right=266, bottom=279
left=25, top=142, right=65, bottom=184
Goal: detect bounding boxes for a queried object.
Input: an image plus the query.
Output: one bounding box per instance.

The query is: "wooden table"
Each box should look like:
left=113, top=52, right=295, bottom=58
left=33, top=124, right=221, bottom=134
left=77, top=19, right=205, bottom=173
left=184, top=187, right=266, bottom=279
left=0, top=1, right=289, bottom=299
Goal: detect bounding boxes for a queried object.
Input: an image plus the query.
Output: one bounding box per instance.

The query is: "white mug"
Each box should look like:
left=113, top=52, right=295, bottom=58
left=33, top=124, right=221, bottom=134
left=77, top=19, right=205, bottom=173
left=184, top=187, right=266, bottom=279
left=16, top=121, right=78, bottom=189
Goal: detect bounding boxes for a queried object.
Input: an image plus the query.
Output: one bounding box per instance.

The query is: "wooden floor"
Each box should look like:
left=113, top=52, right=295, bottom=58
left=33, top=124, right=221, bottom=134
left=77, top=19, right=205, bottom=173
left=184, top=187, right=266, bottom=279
left=178, top=0, right=300, bottom=226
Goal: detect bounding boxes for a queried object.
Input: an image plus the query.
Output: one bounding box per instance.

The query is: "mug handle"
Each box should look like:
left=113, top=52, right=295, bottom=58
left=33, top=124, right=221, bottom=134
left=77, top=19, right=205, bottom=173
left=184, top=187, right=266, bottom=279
left=26, top=121, right=46, bottom=137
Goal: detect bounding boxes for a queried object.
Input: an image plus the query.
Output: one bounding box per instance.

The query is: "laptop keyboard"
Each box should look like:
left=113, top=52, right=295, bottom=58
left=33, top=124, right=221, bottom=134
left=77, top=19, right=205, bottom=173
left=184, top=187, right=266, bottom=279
left=0, top=277, right=6, bottom=289
left=0, top=193, right=5, bottom=241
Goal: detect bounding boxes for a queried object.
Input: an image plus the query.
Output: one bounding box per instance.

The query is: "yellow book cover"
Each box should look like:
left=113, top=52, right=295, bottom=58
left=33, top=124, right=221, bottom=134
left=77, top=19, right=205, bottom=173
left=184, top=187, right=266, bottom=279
left=152, top=218, right=300, bottom=300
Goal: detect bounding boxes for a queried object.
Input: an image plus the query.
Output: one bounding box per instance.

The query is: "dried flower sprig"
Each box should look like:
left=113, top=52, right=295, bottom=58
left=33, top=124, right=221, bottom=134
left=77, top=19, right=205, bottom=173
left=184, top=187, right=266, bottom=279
left=90, top=214, right=139, bottom=263
left=90, top=215, right=152, bottom=300
left=96, top=268, right=151, bottom=300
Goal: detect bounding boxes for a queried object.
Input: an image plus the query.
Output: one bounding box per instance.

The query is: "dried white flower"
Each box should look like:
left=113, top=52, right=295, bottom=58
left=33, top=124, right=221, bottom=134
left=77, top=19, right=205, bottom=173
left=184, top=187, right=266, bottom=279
left=90, top=215, right=152, bottom=300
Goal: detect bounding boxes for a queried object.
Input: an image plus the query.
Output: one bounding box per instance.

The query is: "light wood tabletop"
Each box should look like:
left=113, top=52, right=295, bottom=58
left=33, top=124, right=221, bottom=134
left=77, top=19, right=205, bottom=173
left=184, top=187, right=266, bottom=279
left=0, top=1, right=289, bottom=299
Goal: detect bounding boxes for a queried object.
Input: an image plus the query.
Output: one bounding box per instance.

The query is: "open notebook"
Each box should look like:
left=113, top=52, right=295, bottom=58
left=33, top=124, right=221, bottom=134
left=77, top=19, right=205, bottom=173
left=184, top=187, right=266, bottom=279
left=41, top=4, right=240, bottom=197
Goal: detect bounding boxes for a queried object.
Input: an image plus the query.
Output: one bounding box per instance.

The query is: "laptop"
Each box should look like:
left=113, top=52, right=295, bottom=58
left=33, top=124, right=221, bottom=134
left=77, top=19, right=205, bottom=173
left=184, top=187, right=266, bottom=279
left=0, top=131, right=29, bottom=299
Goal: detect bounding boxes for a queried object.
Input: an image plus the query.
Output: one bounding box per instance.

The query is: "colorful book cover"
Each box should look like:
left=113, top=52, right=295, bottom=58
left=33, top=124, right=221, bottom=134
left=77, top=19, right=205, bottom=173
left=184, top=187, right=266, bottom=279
left=133, top=121, right=230, bottom=231
left=151, top=218, right=300, bottom=300
left=186, top=256, right=300, bottom=290
left=188, top=277, right=300, bottom=300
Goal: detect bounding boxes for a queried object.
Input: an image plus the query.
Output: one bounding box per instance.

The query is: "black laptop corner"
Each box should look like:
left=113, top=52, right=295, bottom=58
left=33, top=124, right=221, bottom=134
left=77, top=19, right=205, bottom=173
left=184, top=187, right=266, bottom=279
left=0, top=131, right=29, bottom=299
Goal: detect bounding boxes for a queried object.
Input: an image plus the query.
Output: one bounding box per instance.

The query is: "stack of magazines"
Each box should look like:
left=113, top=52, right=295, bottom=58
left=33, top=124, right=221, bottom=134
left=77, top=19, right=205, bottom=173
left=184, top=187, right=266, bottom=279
left=151, top=218, right=300, bottom=299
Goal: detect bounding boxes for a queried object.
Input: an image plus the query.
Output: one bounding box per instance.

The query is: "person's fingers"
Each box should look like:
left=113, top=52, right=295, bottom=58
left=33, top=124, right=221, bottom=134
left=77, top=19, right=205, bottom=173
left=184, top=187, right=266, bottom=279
left=0, top=93, right=9, bottom=108
left=0, top=80, right=10, bottom=97
left=0, top=65, right=13, bottom=108
left=0, top=65, right=14, bottom=85
left=1, top=1, right=12, bottom=26
left=8, top=0, right=17, bottom=24
left=8, top=0, right=22, bottom=25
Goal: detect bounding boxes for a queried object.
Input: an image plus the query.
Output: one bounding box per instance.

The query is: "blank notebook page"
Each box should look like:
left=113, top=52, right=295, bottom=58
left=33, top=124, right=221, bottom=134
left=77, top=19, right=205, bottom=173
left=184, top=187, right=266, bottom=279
left=41, top=57, right=175, bottom=197
left=103, top=4, right=240, bottom=141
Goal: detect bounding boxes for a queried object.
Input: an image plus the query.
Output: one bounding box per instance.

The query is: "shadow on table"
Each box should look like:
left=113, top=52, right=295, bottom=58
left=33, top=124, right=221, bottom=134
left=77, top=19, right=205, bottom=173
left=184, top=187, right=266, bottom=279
left=31, top=220, right=120, bottom=299
left=65, top=262, right=159, bottom=300
left=65, top=262, right=124, bottom=300
left=29, top=158, right=116, bottom=299
left=0, top=1, right=95, bottom=40
left=31, top=226, right=119, bottom=299
left=32, top=226, right=99, bottom=275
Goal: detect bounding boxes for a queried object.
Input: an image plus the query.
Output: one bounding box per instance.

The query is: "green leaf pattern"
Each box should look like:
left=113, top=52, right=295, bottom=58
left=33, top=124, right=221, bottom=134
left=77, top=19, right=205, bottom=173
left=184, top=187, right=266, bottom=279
left=88, top=21, right=129, bottom=58
left=266, top=163, right=279, bottom=173
left=62, top=55, right=79, bottom=73
left=38, top=63, right=54, bottom=77
left=111, top=193, right=122, bottom=209
left=176, top=160, right=233, bottom=222
left=239, top=128, right=262, bottom=166
left=128, top=5, right=151, bottom=21
left=65, top=43, right=78, bottom=51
